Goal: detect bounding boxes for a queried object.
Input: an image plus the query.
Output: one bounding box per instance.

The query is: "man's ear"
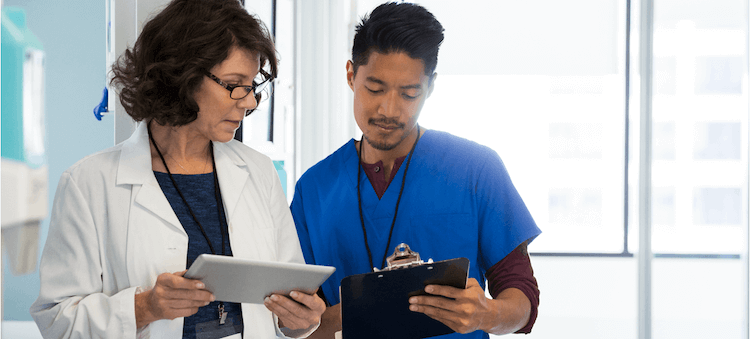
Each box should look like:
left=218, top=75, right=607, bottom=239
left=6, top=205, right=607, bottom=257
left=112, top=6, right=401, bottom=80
left=427, top=72, right=438, bottom=98
left=346, top=60, right=356, bottom=91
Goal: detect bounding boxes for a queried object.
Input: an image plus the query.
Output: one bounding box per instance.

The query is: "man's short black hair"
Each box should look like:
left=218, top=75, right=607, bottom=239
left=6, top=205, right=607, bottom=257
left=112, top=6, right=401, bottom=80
left=351, top=2, right=444, bottom=76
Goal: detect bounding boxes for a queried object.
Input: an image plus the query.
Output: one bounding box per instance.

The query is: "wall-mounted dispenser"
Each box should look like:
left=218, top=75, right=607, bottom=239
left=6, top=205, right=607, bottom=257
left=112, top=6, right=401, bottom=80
left=1, top=7, right=48, bottom=276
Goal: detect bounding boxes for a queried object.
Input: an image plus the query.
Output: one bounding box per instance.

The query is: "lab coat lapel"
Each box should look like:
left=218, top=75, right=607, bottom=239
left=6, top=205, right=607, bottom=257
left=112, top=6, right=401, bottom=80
left=213, top=143, right=249, bottom=222
left=116, top=122, right=183, bottom=231
left=135, top=181, right=183, bottom=231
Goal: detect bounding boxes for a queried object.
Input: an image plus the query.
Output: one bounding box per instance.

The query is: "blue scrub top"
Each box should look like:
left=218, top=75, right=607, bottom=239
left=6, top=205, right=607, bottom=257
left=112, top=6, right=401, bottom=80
left=291, top=130, right=540, bottom=338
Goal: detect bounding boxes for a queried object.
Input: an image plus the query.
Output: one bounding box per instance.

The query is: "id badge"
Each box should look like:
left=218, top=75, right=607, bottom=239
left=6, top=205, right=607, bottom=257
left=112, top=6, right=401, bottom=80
left=195, top=317, right=242, bottom=339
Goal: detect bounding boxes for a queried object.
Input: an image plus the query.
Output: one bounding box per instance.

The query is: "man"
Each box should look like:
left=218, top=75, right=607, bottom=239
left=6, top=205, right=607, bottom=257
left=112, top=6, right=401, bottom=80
left=291, top=2, right=541, bottom=338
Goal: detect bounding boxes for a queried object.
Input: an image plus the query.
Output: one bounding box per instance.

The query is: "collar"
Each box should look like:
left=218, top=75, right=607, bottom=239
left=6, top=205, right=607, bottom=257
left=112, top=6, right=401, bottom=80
left=115, top=121, right=250, bottom=225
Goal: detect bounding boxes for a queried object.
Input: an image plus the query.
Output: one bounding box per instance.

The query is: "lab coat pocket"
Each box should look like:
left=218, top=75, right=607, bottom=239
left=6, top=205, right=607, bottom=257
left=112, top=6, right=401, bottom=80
left=127, top=211, right=189, bottom=287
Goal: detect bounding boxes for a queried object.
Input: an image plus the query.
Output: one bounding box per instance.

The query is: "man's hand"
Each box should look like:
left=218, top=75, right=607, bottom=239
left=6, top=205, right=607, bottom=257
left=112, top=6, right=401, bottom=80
left=408, top=278, right=497, bottom=334
left=264, top=290, right=326, bottom=331
left=308, top=303, right=341, bottom=339
left=135, top=270, right=215, bottom=328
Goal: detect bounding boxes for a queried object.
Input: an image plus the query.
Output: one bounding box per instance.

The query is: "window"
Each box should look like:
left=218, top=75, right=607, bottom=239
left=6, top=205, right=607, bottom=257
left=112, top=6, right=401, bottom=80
left=651, top=0, right=747, bottom=255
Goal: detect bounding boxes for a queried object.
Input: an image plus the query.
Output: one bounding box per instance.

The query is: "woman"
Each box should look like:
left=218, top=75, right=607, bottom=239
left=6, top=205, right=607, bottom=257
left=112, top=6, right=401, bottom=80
left=29, top=0, right=325, bottom=338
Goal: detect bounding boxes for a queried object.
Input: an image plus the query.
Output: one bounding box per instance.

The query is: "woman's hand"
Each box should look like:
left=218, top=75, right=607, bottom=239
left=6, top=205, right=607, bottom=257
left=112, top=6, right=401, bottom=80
left=135, top=270, right=215, bottom=328
left=264, top=290, right=326, bottom=331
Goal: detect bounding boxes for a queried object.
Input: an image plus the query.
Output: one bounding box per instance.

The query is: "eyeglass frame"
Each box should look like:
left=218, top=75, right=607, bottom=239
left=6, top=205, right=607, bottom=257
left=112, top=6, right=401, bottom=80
left=205, top=70, right=274, bottom=101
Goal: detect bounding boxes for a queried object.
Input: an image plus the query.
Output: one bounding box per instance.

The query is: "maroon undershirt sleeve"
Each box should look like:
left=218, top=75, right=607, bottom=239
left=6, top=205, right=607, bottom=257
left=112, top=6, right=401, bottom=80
left=485, top=244, right=539, bottom=334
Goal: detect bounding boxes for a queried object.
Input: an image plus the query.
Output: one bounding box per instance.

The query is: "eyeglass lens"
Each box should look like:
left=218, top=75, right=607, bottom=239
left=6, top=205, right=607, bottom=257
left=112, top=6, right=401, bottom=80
left=230, top=78, right=272, bottom=100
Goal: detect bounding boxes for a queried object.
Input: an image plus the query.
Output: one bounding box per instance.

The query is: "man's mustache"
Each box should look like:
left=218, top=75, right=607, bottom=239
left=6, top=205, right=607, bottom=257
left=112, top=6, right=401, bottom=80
left=368, top=118, right=404, bottom=129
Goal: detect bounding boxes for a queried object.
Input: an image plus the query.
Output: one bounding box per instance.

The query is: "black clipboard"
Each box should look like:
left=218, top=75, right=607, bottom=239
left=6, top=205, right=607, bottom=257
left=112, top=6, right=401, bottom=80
left=340, top=257, right=469, bottom=339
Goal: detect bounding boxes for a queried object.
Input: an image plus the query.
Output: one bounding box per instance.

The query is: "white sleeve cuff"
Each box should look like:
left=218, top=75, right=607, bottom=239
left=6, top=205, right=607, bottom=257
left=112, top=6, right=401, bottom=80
left=274, top=313, right=321, bottom=339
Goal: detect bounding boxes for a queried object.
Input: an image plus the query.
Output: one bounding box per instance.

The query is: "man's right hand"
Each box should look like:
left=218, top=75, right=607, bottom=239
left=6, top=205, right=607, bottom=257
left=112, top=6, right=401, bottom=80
left=308, top=303, right=342, bottom=339
left=135, top=270, right=215, bottom=328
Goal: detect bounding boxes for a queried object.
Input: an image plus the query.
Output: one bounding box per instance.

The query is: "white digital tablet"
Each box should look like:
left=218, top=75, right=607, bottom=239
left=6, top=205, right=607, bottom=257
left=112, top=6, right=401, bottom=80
left=184, top=254, right=336, bottom=304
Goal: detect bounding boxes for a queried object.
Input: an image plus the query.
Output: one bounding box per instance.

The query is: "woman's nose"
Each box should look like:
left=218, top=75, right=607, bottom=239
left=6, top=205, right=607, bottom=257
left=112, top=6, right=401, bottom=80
left=239, top=92, right=259, bottom=111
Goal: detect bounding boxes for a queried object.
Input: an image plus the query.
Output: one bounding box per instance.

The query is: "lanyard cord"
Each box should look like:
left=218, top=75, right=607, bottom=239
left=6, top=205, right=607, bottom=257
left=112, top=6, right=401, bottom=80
left=148, top=124, right=227, bottom=257
left=357, top=125, right=421, bottom=271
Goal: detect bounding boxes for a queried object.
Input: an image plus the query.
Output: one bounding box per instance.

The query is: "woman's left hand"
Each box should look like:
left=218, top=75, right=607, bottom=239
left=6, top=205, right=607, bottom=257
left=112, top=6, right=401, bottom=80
left=264, top=290, right=326, bottom=331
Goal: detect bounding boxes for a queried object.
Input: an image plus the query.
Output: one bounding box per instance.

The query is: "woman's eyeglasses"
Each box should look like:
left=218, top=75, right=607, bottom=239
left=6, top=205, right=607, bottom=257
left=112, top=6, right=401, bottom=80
left=206, top=70, right=274, bottom=102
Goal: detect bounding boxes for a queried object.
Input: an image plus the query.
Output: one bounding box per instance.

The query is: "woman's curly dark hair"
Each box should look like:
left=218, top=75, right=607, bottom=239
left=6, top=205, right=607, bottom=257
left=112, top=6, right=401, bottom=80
left=110, top=0, right=278, bottom=126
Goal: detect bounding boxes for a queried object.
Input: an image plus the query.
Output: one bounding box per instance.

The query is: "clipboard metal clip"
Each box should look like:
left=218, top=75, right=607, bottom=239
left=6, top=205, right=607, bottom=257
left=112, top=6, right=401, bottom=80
left=380, top=243, right=433, bottom=271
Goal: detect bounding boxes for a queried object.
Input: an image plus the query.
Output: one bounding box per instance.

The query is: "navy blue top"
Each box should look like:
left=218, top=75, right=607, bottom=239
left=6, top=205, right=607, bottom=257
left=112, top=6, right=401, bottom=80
left=155, top=172, right=243, bottom=339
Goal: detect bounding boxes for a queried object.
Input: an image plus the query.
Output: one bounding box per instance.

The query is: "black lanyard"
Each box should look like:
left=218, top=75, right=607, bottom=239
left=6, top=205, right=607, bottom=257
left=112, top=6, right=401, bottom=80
left=148, top=123, right=232, bottom=323
left=148, top=124, right=228, bottom=257
left=357, top=125, right=421, bottom=272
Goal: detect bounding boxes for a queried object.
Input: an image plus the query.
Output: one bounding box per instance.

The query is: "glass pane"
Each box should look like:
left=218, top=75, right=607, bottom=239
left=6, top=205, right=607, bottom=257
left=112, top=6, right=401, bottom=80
left=651, top=0, right=746, bottom=255
left=651, top=0, right=747, bottom=338
left=693, top=122, right=741, bottom=160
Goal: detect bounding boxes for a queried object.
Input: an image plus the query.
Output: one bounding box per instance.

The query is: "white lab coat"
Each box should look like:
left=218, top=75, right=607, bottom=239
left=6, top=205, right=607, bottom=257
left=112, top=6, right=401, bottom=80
left=31, top=122, right=309, bottom=339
